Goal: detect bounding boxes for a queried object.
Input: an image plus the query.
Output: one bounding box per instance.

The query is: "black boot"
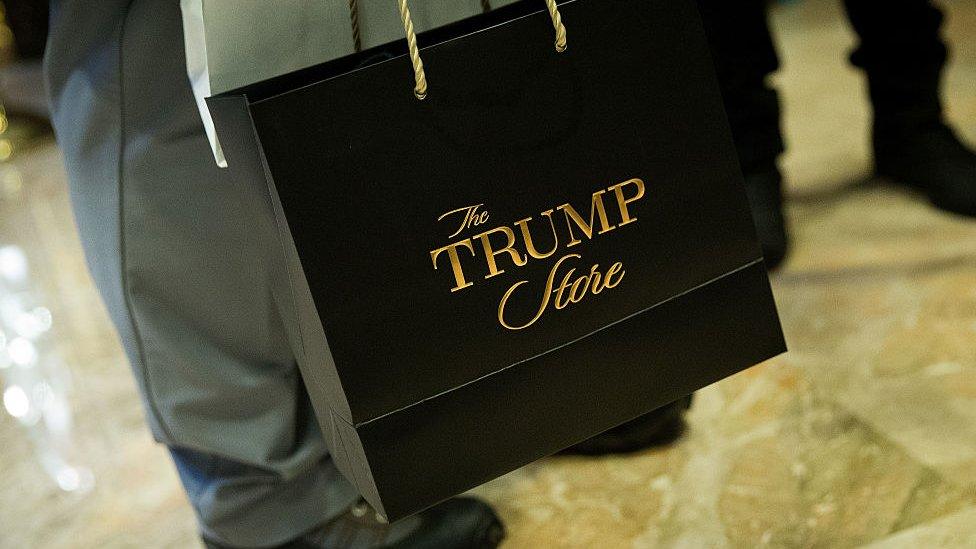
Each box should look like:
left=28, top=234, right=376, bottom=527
left=204, top=497, right=505, bottom=549
left=561, top=395, right=693, bottom=456
left=875, top=121, right=976, bottom=217
left=842, top=0, right=974, bottom=215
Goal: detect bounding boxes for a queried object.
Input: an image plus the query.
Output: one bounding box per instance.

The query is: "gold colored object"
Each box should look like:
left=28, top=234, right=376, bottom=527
left=397, top=0, right=428, bottom=100
left=546, top=0, right=568, bottom=52
left=429, top=178, right=645, bottom=294
left=348, top=0, right=362, bottom=53
left=428, top=179, right=645, bottom=330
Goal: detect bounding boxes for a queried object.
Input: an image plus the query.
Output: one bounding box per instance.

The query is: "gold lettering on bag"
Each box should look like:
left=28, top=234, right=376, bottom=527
left=514, top=212, right=559, bottom=260
left=608, top=178, right=645, bottom=226
left=556, top=189, right=616, bottom=247
left=429, top=239, right=477, bottom=292
left=430, top=178, right=646, bottom=329
left=496, top=254, right=626, bottom=330
left=437, top=203, right=490, bottom=239
left=474, top=226, right=528, bottom=279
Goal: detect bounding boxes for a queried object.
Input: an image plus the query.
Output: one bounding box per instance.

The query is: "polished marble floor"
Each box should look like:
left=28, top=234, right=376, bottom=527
left=1, top=0, right=975, bottom=547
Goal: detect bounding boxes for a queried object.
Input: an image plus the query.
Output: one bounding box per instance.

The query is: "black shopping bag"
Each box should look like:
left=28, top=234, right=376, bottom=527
left=208, top=0, right=786, bottom=520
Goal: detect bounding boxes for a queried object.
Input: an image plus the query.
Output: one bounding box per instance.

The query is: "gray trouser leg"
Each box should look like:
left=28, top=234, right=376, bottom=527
left=44, top=1, right=357, bottom=546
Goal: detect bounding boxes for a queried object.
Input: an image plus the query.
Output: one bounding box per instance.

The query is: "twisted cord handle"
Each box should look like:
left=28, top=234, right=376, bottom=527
left=346, top=0, right=569, bottom=100
left=545, top=0, right=568, bottom=52
left=397, top=0, right=429, bottom=100
left=348, top=0, right=363, bottom=52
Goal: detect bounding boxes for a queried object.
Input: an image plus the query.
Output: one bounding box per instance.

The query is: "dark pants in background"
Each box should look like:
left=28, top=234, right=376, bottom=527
left=697, top=0, right=949, bottom=173
left=4, top=0, right=48, bottom=59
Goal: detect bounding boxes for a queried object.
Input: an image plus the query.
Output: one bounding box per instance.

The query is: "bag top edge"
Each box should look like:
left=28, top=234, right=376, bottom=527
left=212, top=0, right=571, bottom=104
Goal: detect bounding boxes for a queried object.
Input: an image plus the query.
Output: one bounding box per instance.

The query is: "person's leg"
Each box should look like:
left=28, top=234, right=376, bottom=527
left=844, top=0, right=976, bottom=216
left=45, top=2, right=506, bottom=548
left=44, top=1, right=359, bottom=546
left=697, top=0, right=789, bottom=270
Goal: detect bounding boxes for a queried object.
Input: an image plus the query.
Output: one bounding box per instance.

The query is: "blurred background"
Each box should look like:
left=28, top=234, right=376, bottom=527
left=0, top=0, right=974, bottom=547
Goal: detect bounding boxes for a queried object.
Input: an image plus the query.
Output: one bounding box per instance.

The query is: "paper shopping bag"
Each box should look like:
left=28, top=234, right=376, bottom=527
left=207, top=0, right=786, bottom=520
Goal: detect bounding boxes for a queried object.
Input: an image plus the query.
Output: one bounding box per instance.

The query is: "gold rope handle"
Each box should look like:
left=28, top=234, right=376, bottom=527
left=545, top=0, right=568, bottom=52
left=397, top=0, right=429, bottom=100
left=351, top=0, right=569, bottom=100
left=348, top=0, right=363, bottom=52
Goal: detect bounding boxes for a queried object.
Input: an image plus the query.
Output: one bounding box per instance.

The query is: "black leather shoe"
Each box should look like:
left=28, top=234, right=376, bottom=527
left=742, top=166, right=789, bottom=271
left=875, top=122, right=976, bottom=217
left=560, top=395, right=693, bottom=456
left=204, top=497, right=505, bottom=549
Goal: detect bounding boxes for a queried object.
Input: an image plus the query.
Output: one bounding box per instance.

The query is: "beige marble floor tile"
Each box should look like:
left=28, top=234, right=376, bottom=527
left=859, top=506, right=976, bottom=549
left=476, top=360, right=976, bottom=548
